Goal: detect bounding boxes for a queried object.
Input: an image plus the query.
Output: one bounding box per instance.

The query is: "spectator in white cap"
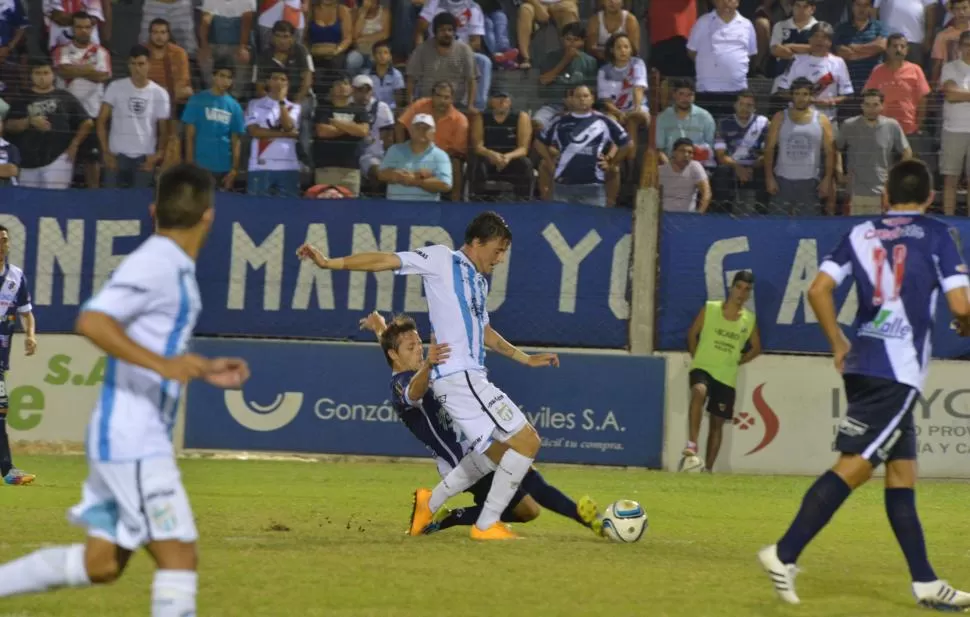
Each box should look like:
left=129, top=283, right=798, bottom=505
left=378, top=113, right=453, bottom=201
left=313, top=74, right=370, bottom=196
left=351, top=74, right=395, bottom=186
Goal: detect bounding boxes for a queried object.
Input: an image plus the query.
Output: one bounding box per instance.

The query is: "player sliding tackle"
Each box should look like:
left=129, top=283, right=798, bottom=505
left=0, top=164, right=251, bottom=616
left=758, top=159, right=970, bottom=610
left=359, top=311, right=603, bottom=536
left=298, top=211, right=589, bottom=540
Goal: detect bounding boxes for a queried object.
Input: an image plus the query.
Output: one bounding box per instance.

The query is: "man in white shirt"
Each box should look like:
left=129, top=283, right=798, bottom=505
left=245, top=67, right=301, bottom=196
left=874, top=0, right=939, bottom=65
left=0, top=163, right=251, bottom=617
left=97, top=45, right=171, bottom=188
left=940, top=29, right=970, bottom=214
left=351, top=74, right=395, bottom=185
left=687, top=0, right=758, bottom=119
left=297, top=211, right=563, bottom=541
left=773, top=22, right=854, bottom=120
left=43, top=0, right=111, bottom=51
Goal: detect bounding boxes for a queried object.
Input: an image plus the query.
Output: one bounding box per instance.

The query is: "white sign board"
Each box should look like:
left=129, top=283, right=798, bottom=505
left=663, top=352, right=970, bottom=478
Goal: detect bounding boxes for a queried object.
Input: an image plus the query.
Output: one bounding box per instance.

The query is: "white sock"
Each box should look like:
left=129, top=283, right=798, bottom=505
left=430, top=450, right=496, bottom=513
left=152, top=570, right=197, bottom=617
left=0, top=544, right=89, bottom=597
left=476, top=449, right=533, bottom=531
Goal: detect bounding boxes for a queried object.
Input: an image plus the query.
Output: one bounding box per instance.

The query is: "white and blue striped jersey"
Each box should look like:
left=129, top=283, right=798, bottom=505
left=820, top=212, right=970, bottom=392
left=395, top=244, right=489, bottom=379
left=82, top=236, right=202, bottom=461
left=539, top=111, right=630, bottom=185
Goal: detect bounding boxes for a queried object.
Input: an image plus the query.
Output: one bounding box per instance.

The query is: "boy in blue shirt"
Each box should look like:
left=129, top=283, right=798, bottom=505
left=181, top=62, right=246, bottom=189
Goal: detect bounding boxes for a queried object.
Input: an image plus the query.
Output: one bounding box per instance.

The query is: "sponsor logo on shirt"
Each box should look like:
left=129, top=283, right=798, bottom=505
left=858, top=308, right=912, bottom=340
left=204, top=107, right=232, bottom=125
left=863, top=224, right=925, bottom=241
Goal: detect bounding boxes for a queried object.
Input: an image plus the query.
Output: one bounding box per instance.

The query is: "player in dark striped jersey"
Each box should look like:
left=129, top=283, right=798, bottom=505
left=359, top=311, right=604, bottom=537
left=758, top=159, right=970, bottom=610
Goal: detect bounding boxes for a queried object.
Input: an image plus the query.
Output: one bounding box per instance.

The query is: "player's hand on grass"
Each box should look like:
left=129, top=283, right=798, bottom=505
left=359, top=311, right=387, bottom=334
left=159, top=353, right=212, bottom=383
left=296, top=243, right=329, bottom=268
left=24, top=336, right=36, bottom=356
left=526, top=353, right=559, bottom=368
left=204, top=357, right=251, bottom=389
left=426, top=343, right=450, bottom=366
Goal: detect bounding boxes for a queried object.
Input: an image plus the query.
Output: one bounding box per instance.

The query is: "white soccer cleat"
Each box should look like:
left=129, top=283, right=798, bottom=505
left=758, top=544, right=800, bottom=605
left=913, top=580, right=970, bottom=611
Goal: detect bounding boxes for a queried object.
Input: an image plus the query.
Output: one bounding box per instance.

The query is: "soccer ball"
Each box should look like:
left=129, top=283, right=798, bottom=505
left=601, top=499, right=647, bottom=543
left=679, top=455, right=704, bottom=473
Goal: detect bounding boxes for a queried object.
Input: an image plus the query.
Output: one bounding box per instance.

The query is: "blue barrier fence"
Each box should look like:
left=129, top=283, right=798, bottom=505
left=658, top=213, right=970, bottom=358
left=183, top=339, right=666, bottom=467
left=0, top=188, right=633, bottom=348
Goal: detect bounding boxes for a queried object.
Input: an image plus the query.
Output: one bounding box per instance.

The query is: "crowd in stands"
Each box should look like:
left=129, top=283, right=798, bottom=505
left=0, top=0, right=967, bottom=211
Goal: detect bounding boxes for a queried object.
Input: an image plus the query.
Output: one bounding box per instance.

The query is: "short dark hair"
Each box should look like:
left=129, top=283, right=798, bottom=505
left=272, top=19, right=295, bottom=34
left=380, top=315, right=419, bottom=367
left=794, top=0, right=817, bottom=5
left=732, top=270, right=755, bottom=286
left=604, top=33, right=636, bottom=63
left=736, top=89, right=756, bottom=102
left=432, top=81, right=455, bottom=96
left=465, top=211, right=512, bottom=246
left=129, top=44, right=150, bottom=60
left=809, top=22, right=835, bottom=40
left=790, top=77, right=814, bottom=93
left=149, top=18, right=170, bottom=33
left=886, top=159, right=932, bottom=207
left=372, top=39, right=391, bottom=54
left=669, top=77, right=695, bottom=93
left=566, top=84, right=591, bottom=98
left=267, top=66, right=290, bottom=79
left=887, top=32, right=908, bottom=46
left=862, top=88, right=885, bottom=102
left=28, top=56, right=53, bottom=71
left=672, top=137, right=694, bottom=151
left=154, top=164, right=215, bottom=229
left=72, top=10, right=95, bottom=25
left=432, top=12, right=458, bottom=33
left=561, top=22, right=584, bottom=39
left=213, top=60, right=234, bottom=77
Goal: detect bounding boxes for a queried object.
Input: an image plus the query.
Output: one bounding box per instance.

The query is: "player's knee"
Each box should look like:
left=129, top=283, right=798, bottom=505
left=513, top=424, right=541, bottom=457
left=85, top=551, right=122, bottom=584
left=832, top=453, right=873, bottom=489
left=691, top=384, right=708, bottom=401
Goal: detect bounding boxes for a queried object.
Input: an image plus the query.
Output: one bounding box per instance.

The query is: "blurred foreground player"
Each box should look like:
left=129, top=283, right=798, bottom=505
left=359, top=311, right=603, bottom=536
left=0, top=225, right=38, bottom=485
left=682, top=270, right=761, bottom=472
left=0, top=164, right=251, bottom=616
left=758, top=159, right=970, bottom=610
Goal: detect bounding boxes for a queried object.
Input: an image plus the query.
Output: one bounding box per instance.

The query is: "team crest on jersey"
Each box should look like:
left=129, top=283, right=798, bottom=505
left=129, top=97, right=148, bottom=115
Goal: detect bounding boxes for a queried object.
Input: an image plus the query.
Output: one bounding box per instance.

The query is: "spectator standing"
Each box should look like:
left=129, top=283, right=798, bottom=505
left=199, top=0, right=255, bottom=99
left=713, top=90, right=770, bottom=212
left=406, top=13, right=478, bottom=110
left=255, top=20, right=314, bottom=100
left=378, top=114, right=453, bottom=201
left=313, top=75, right=369, bottom=195
left=245, top=68, right=301, bottom=196
left=0, top=0, right=27, bottom=95
left=5, top=59, right=91, bottom=189
left=97, top=45, right=171, bottom=189
left=258, top=0, right=306, bottom=51
left=146, top=19, right=194, bottom=111
left=53, top=11, right=110, bottom=189
left=140, top=0, right=197, bottom=57
left=364, top=40, right=406, bottom=109
left=687, top=0, right=758, bottom=119
left=535, top=22, right=597, bottom=131
left=354, top=0, right=391, bottom=66
left=586, top=0, right=640, bottom=63
left=536, top=85, right=630, bottom=207
left=874, top=0, right=939, bottom=65
left=517, top=0, right=580, bottom=70
left=655, top=78, right=717, bottom=170
left=931, top=0, right=970, bottom=85
left=181, top=63, right=246, bottom=189
left=398, top=81, right=470, bottom=200
left=836, top=89, right=912, bottom=215
left=834, top=0, right=888, bottom=93
left=773, top=22, right=853, bottom=120
left=768, top=0, right=818, bottom=79
left=44, top=0, right=111, bottom=50
left=350, top=74, right=394, bottom=183
left=0, top=116, right=18, bottom=186
left=307, top=0, right=359, bottom=94
left=660, top=138, right=712, bottom=213
left=764, top=77, right=835, bottom=215
left=940, top=30, right=970, bottom=214
left=470, top=90, right=533, bottom=199
left=648, top=0, right=697, bottom=80
left=415, top=2, right=491, bottom=111
left=597, top=33, right=650, bottom=152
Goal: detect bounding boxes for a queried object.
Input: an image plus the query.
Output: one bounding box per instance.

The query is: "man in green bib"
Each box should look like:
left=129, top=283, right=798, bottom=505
left=683, top=271, right=762, bottom=472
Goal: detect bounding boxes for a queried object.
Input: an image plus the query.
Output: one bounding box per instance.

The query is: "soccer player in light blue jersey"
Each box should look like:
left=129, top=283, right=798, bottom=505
left=758, top=159, right=970, bottom=610
left=0, top=164, right=251, bottom=616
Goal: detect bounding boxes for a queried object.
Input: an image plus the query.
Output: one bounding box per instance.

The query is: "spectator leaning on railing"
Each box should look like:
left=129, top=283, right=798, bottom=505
left=378, top=114, right=453, bottom=201
left=660, top=137, right=711, bottom=214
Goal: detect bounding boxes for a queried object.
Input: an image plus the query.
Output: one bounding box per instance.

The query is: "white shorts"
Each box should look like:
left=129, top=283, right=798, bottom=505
left=432, top=370, right=528, bottom=454
left=67, top=457, right=198, bottom=550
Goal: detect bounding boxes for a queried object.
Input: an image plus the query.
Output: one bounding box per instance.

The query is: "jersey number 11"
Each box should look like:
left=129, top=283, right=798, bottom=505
left=872, top=244, right=906, bottom=306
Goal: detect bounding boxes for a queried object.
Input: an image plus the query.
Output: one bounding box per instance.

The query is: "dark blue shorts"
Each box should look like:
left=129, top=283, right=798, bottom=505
left=467, top=473, right=526, bottom=512
left=835, top=374, right=919, bottom=467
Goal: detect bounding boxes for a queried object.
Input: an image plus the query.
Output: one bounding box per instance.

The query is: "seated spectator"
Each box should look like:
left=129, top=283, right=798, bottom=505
left=660, top=138, right=711, bottom=213
left=687, top=0, right=757, bottom=119
left=768, top=0, right=818, bottom=79
left=6, top=58, right=92, bottom=190
left=147, top=19, right=194, bottom=109
left=0, top=0, right=28, bottom=95
left=713, top=90, right=769, bottom=213
left=470, top=90, right=533, bottom=199
left=313, top=75, right=370, bottom=196
left=415, top=0, right=492, bottom=111
left=140, top=0, right=197, bottom=57
left=772, top=22, right=853, bottom=121
left=586, top=0, right=640, bottom=63
left=535, top=84, right=630, bottom=207
left=406, top=13, right=478, bottom=110
left=535, top=23, right=597, bottom=131
left=245, top=68, right=302, bottom=196
left=182, top=62, right=246, bottom=190
left=874, top=0, right=938, bottom=67
left=647, top=0, right=697, bottom=81
left=834, top=0, right=887, bottom=94
left=308, top=0, right=360, bottom=95
left=97, top=46, right=171, bottom=189
left=350, top=74, right=395, bottom=183
left=255, top=20, right=313, bottom=102
left=931, top=0, right=970, bottom=85
left=479, top=0, right=518, bottom=68
left=397, top=80, right=469, bottom=200
left=258, top=0, right=305, bottom=52
left=517, top=0, right=580, bottom=70
left=44, top=0, right=110, bottom=50
left=364, top=40, right=406, bottom=109
left=866, top=34, right=932, bottom=163
left=354, top=0, right=391, bottom=67
left=654, top=78, right=716, bottom=169
left=199, top=0, right=255, bottom=99
left=378, top=114, right=453, bottom=201
left=597, top=33, right=650, bottom=152
left=0, top=115, right=18, bottom=186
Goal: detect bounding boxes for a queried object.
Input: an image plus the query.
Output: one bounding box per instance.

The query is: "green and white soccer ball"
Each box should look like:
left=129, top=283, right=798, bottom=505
left=602, top=499, right=647, bottom=543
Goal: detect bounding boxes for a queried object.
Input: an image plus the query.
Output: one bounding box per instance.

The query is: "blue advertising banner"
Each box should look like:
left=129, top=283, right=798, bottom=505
left=183, top=339, right=665, bottom=467
left=658, top=213, right=970, bottom=358
left=0, top=188, right=632, bottom=347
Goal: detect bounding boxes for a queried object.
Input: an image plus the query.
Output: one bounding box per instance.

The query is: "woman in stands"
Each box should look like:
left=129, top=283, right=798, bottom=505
left=597, top=33, right=650, bottom=154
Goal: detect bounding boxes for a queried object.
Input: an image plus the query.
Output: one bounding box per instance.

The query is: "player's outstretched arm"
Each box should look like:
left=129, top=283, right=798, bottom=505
left=407, top=343, right=450, bottom=403
left=359, top=311, right=388, bottom=341
left=297, top=244, right=402, bottom=272
left=484, top=324, right=559, bottom=368
left=807, top=272, right=850, bottom=372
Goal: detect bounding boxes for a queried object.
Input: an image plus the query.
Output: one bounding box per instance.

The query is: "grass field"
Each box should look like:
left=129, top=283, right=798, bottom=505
left=2, top=455, right=970, bottom=616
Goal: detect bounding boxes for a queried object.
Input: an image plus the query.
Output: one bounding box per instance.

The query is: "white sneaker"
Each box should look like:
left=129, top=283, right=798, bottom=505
left=758, top=544, right=800, bottom=605
left=913, top=580, right=970, bottom=611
